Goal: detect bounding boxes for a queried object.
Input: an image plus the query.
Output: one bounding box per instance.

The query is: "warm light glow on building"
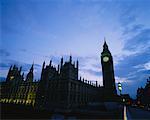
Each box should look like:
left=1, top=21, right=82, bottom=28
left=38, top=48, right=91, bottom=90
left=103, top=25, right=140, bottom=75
left=6, top=99, right=8, bottom=103
left=26, top=100, right=29, bottom=104
left=16, top=99, right=19, bottom=103
left=13, top=100, right=16, bottom=103
left=10, top=76, right=14, bottom=80
left=9, top=99, right=13, bottom=103
left=23, top=100, right=25, bottom=104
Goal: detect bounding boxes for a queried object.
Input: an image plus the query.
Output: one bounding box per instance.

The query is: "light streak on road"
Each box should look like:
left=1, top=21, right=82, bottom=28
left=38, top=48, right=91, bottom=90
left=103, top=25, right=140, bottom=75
left=124, top=106, right=127, bottom=120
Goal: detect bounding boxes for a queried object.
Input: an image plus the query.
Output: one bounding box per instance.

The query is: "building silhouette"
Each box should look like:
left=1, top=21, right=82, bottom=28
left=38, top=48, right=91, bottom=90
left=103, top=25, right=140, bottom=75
left=35, top=57, right=103, bottom=110
left=0, top=64, right=38, bottom=106
left=136, top=77, right=150, bottom=106
left=101, top=41, right=117, bottom=100
left=0, top=41, right=117, bottom=110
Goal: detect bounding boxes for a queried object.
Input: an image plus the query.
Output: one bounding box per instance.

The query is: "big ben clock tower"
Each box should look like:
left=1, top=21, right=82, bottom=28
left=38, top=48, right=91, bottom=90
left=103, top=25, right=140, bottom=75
left=101, top=40, right=117, bottom=100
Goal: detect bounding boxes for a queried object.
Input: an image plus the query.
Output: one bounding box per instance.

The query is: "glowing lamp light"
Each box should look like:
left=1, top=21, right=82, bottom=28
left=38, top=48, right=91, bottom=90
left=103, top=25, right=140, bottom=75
left=118, top=86, right=122, bottom=91
left=10, top=76, right=14, bottom=80
left=118, top=82, right=122, bottom=91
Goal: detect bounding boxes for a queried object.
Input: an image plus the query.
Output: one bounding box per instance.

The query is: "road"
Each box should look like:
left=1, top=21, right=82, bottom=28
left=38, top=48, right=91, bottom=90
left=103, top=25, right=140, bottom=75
left=124, top=106, right=150, bottom=120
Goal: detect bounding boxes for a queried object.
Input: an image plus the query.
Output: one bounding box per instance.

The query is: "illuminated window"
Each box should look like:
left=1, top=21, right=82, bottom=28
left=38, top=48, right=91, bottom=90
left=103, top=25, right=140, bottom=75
left=6, top=99, right=8, bottom=103
left=10, top=76, right=14, bottom=80
left=16, top=99, right=19, bottom=103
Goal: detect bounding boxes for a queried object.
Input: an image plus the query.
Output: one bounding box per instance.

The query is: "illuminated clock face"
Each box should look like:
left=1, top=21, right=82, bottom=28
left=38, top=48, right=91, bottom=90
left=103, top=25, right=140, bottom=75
left=103, top=56, right=109, bottom=62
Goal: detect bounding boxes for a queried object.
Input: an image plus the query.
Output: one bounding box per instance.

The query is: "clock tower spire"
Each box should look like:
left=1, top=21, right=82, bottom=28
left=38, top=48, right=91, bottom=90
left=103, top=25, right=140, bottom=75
left=101, top=39, right=117, bottom=100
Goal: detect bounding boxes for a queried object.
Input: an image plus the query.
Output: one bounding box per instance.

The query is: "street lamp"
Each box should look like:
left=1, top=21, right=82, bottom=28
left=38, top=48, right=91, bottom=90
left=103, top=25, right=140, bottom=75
left=118, top=82, right=122, bottom=95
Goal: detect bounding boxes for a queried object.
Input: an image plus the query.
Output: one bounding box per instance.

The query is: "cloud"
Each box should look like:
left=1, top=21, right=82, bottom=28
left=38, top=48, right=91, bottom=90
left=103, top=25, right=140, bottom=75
left=123, top=28, right=150, bottom=52
left=116, top=2, right=150, bottom=83
left=115, top=48, right=150, bottom=98
left=115, top=50, right=150, bottom=76
left=80, top=68, right=101, bottom=77
left=77, top=55, right=102, bottom=81
left=115, top=76, right=133, bottom=84
left=120, top=14, right=136, bottom=28
left=118, top=3, right=150, bottom=54
left=79, top=70, right=103, bottom=86
left=122, top=24, right=144, bottom=36
left=144, top=62, right=150, bottom=70
left=134, top=61, right=150, bottom=71
left=115, top=9, right=150, bottom=98
left=130, top=24, right=144, bottom=33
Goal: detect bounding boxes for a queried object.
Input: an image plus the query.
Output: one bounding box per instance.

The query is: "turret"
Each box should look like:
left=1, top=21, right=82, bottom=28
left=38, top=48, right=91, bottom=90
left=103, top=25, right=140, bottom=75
left=26, top=64, right=34, bottom=83
left=102, top=40, right=111, bottom=54
left=83, top=78, right=84, bottom=82
left=30, top=63, right=34, bottom=72
left=19, top=66, right=22, bottom=73
left=96, top=81, right=98, bottom=87
left=57, top=64, right=60, bottom=73
left=103, top=40, right=108, bottom=50
left=76, top=60, right=79, bottom=69
left=49, top=60, right=52, bottom=67
left=90, top=81, right=91, bottom=85
left=13, top=65, right=16, bottom=70
left=42, top=61, right=45, bottom=70
left=61, top=57, right=63, bottom=67
left=69, top=55, right=72, bottom=63
left=6, top=65, right=12, bottom=82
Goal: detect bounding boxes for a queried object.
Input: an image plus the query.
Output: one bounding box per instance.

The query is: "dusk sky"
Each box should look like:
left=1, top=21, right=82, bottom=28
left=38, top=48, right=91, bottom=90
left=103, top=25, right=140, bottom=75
left=1, top=0, right=150, bottom=98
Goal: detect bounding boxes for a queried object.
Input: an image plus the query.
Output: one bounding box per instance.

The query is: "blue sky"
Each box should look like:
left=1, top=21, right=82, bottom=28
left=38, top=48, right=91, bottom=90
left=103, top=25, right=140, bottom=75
left=1, top=0, right=150, bottom=98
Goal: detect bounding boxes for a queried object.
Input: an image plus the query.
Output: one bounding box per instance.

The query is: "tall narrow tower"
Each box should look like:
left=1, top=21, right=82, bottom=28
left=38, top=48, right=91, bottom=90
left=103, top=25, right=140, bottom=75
left=101, top=40, right=117, bottom=99
left=26, top=63, right=34, bottom=83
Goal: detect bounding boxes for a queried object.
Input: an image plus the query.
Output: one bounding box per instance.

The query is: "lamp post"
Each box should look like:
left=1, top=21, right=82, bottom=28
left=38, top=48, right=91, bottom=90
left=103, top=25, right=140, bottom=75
left=118, top=82, right=122, bottom=95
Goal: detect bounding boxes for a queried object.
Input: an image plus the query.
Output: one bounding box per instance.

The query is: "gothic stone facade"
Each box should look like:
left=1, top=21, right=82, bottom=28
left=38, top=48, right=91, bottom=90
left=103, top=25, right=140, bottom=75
left=0, top=41, right=117, bottom=110
left=0, top=57, right=103, bottom=109
left=0, top=64, right=38, bottom=106
left=35, top=57, right=102, bottom=110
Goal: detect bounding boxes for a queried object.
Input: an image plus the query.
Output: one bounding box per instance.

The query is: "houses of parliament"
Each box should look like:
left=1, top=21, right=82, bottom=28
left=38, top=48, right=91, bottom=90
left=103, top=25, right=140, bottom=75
left=0, top=41, right=118, bottom=110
